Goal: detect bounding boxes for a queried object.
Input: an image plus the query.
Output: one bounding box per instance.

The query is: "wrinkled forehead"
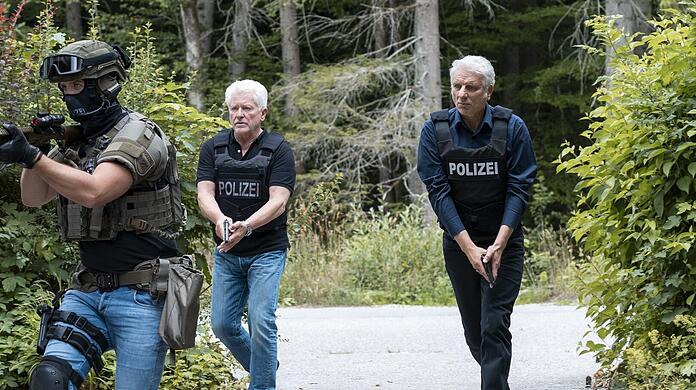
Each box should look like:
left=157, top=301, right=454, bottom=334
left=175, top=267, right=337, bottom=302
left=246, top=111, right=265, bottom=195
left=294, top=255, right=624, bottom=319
left=228, top=90, right=260, bottom=106
left=450, top=69, right=485, bottom=85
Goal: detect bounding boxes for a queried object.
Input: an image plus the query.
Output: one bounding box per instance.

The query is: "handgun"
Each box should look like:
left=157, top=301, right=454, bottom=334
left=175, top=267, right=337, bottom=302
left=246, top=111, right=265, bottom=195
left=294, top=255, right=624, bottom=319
left=223, top=219, right=230, bottom=242
left=481, top=254, right=496, bottom=288
left=36, top=304, right=53, bottom=355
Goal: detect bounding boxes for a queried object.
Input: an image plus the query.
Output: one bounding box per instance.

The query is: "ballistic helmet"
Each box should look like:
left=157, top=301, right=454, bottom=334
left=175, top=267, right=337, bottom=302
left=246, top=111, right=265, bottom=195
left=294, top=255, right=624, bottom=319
left=40, top=40, right=131, bottom=83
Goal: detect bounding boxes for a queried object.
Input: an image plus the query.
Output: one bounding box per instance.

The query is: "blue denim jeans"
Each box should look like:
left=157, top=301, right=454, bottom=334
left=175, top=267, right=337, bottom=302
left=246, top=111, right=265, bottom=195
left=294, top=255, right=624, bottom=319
left=211, top=248, right=286, bottom=390
left=42, top=287, right=167, bottom=390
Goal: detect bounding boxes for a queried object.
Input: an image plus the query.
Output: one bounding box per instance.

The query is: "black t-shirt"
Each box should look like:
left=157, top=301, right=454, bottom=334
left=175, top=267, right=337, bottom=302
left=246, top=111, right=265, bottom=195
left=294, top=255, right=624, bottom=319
left=80, top=233, right=179, bottom=273
left=196, top=129, right=296, bottom=257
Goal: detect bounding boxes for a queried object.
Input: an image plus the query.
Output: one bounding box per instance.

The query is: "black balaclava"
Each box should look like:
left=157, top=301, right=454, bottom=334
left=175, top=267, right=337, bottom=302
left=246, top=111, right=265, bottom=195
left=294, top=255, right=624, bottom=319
left=63, top=78, right=127, bottom=138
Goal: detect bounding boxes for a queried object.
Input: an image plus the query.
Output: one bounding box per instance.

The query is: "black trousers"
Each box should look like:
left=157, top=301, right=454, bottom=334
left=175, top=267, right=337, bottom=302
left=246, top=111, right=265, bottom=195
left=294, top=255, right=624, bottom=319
left=443, top=232, right=525, bottom=390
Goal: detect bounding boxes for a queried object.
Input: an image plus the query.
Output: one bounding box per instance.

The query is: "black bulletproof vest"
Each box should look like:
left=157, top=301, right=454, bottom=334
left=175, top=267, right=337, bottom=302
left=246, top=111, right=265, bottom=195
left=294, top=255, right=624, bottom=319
left=431, top=105, right=512, bottom=240
left=213, top=130, right=286, bottom=232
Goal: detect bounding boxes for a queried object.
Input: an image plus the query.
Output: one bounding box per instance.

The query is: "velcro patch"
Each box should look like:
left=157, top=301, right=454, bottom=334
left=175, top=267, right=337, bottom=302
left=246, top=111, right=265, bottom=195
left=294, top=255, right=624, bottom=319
left=136, top=151, right=155, bottom=177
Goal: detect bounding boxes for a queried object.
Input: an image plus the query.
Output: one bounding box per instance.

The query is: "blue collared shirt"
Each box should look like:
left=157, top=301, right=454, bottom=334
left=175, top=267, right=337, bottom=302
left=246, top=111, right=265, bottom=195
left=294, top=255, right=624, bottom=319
left=417, top=105, right=537, bottom=238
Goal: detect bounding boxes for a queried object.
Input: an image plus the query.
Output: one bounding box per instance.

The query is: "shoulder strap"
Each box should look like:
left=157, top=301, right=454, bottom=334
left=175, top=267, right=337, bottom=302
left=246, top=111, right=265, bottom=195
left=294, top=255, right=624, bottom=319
left=490, top=105, right=512, bottom=154
left=214, top=129, right=232, bottom=155
left=430, top=109, right=452, bottom=155
left=259, top=131, right=284, bottom=157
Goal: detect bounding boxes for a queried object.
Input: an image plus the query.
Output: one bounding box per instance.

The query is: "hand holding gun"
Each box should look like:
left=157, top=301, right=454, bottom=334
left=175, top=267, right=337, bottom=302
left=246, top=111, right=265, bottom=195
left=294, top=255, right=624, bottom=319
left=481, top=253, right=496, bottom=288
left=223, top=219, right=230, bottom=242
left=0, top=113, right=82, bottom=146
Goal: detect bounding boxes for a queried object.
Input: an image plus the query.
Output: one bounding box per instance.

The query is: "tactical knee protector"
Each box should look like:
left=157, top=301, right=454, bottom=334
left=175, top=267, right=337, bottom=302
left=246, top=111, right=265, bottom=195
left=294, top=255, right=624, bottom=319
left=29, top=356, right=83, bottom=389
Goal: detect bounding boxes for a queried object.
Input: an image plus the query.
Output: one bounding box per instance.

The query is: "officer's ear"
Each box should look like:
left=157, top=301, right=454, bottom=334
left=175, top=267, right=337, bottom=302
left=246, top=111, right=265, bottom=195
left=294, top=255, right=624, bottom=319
left=486, top=85, right=494, bottom=101
left=259, top=107, right=268, bottom=121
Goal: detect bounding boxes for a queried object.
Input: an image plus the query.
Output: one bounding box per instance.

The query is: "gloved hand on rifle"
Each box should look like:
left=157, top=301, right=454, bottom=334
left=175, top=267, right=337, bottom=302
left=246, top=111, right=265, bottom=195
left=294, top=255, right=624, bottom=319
left=0, top=123, right=42, bottom=168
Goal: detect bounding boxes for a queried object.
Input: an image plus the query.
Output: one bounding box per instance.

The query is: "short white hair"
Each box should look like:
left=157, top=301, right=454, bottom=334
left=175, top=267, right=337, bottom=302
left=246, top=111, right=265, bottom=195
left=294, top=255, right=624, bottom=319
left=450, top=56, right=496, bottom=88
left=224, top=79, right=268, bottom=109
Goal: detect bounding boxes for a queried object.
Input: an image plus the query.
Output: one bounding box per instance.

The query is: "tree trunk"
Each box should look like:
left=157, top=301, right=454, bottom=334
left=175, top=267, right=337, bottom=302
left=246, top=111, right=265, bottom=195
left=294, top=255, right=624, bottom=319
left=605, top=0, right=652, bottom=75
left=180, top=0, right=206, bottom=110
left=230, top=0, right=251, bottom=79
left=414, top=0, right=441, bottom=112
left=412, top=0, right=440, bottom=221
left=372, top=0, right=387, bottom=56
left=197, top=0, right=215, bottom=56
left=280, top=0, right=301, bottom=116
left=389, top=0, right=402, bottom=51
left=65, top=0, right=83, bottom=40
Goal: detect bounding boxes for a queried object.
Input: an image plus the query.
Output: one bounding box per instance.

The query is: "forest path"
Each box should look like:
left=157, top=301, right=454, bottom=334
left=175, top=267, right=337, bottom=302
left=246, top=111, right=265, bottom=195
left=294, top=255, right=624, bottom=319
left=274, top=304, right=599, bottom=390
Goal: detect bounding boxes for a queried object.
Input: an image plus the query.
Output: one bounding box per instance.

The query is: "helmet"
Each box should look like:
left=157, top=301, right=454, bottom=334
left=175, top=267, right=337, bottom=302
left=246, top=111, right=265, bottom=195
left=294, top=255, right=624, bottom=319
left=39, top=40, right=131, bottom=83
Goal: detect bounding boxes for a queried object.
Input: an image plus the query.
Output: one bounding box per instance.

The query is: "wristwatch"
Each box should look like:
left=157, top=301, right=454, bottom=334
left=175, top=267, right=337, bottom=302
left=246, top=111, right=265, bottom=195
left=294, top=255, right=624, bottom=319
left=241, top=220, right=253, bottom=237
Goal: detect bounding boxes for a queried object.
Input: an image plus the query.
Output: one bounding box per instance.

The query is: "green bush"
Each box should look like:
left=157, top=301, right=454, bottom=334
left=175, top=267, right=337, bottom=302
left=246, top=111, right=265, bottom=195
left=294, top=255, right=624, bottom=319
left=345, top=205, right=453, bottom=305
left=283, top=177, right=453, bottom=307
left=0, top=3, right=236, bottom=388
left=558, top=5, right=696, bottom=386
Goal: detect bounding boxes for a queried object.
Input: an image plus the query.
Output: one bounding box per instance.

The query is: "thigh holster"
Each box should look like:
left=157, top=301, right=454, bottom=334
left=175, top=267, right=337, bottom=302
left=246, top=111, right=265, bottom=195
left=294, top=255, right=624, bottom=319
left=36, top=302, right=109, bottom=378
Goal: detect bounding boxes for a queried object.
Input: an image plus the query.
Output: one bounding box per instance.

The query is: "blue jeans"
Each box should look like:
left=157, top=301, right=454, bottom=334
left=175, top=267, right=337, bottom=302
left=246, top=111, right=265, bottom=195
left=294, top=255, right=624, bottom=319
left=211, top=248, right=286, bottom=390
left=43, top=287, right=168, bottom=389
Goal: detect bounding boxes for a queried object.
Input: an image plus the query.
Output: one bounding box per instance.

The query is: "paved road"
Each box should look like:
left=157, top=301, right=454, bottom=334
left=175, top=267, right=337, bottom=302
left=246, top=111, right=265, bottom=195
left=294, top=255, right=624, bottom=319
left=274, top=304, right=599, bottom=390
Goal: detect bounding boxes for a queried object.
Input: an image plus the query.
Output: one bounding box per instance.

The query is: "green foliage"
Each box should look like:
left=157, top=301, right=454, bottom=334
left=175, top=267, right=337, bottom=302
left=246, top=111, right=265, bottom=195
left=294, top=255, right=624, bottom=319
left=282, top=180, right=453, bottom=306
left=610, top=315, right=696, bottom=390
left=345, top=205, right=453, bottom=305
left=558, top=5, right=696, bottom=386
left=0, top=3, right=235, bottom=388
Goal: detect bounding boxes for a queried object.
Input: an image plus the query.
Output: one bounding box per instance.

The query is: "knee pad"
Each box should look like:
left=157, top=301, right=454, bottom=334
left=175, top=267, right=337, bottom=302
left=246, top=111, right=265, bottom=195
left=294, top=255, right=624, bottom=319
left=30, top=356, right=83, bottom=390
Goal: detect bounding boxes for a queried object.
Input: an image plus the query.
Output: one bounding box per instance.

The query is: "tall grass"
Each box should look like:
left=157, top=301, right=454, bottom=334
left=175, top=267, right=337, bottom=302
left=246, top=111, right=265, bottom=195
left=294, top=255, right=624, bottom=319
left=281, top=177, right=581, bottom=307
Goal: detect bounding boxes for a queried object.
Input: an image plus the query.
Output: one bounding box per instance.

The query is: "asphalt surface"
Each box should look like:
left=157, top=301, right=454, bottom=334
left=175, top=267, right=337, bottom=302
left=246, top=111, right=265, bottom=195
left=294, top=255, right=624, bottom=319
left=274, top=304, right=600, bottom=390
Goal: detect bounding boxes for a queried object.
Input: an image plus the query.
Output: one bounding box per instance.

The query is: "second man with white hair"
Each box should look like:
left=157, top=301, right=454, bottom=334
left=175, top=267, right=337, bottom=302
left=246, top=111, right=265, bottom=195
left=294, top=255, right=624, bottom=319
left=417, top=56, right=537, bottom=389
left=196, top=79, right=296, bottom=390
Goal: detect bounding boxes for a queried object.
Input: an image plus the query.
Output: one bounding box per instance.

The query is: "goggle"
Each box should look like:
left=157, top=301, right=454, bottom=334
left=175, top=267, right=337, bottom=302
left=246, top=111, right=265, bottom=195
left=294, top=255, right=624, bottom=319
left=39, top=51, right=121, bottom=80
left=40, top=55, right=84, bottom=79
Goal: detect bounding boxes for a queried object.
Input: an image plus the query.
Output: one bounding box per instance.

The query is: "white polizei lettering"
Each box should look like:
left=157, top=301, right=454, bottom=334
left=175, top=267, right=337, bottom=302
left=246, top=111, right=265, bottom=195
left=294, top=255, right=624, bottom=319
left=476, top=162, right=485, bottom=176
left=457, top=163, right=466, bottom=176
left=218, top=180, right=262, bottom=198
left=465, top=163, right=474, bottom=176
left=250, top=183, right=259, bottom=197
left=448, top=161, right=500, bottom=177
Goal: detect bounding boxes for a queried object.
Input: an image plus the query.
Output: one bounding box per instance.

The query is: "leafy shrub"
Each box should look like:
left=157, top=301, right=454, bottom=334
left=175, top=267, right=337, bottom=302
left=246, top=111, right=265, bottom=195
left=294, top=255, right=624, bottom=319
left=558, top=5, right=696, bottom=386
left=344, top=205, right=452, bottom=305
left=0, top=3, right=237, bottom=388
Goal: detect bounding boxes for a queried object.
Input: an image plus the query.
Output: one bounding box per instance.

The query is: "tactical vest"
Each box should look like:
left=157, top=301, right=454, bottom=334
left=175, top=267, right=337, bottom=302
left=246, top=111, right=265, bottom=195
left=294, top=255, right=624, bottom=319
left=54, top=112, right=186, bottom=241
left=431, top=105, right=512, bottom=240
left=213, top=129, right=286, bottom=233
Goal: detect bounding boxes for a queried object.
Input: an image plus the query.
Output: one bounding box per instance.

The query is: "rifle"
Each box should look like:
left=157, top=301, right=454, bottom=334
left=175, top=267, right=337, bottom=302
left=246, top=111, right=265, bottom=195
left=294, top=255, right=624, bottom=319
left=481, top=253, right=496, bottom=288
left=0, top=113, right=83, bottom=146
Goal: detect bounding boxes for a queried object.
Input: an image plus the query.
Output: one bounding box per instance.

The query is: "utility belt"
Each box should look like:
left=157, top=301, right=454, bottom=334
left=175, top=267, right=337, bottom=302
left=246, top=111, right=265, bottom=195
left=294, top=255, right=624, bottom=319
left=37, top=255, right=202, bottom=380
left=71, top=258, right=174, bottom=297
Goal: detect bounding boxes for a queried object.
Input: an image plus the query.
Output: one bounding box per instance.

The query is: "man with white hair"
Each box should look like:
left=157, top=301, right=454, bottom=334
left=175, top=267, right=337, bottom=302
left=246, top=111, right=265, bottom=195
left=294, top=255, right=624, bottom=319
left=196, top=79, right=295, bottom=389
left=417, top=56, right=537, bottom=389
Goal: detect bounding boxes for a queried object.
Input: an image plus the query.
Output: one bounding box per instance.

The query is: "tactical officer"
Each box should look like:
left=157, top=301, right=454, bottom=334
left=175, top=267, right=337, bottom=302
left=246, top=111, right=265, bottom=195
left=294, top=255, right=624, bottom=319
left=196, top=79, right=295, bottom=390
left=417, top=55, right=537, bottom=389
left=0, top=40, right=185, bottom=389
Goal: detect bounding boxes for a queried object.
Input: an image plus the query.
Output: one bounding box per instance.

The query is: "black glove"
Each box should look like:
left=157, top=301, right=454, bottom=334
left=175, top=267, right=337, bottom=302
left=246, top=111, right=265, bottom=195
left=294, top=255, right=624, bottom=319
left=0, top=123, right=41, bottom=168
